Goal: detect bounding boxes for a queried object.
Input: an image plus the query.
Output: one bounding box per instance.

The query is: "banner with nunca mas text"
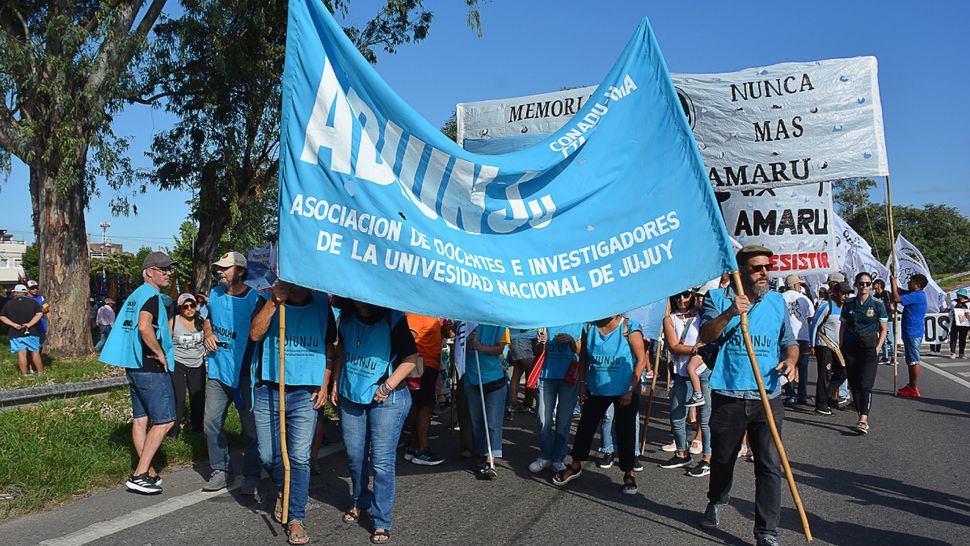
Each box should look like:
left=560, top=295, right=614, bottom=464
left=458, top=57, right=889, bottom=190
left=277, top=0, right=735, bottom=328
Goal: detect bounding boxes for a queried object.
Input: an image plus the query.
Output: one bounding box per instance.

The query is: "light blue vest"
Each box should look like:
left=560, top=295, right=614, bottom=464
left=541, top=323, right=584, bottom=380
left=206, top=285, right=259, bottom=388
left=258, top=295, right=332, bottom=386
left=707, top=288, right=785, bottom=392
left=99, top=283, right=174, bottom=371
left=584, top=318, right=640, bottom=396
left=337, top=311, right=405, bottom=404
left=463, top=324, right=507, bottom=386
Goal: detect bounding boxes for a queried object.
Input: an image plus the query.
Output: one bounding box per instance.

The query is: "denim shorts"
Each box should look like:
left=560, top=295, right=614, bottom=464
left=9, top=336, right=40, bottom=353
left=128, top=370, right=177, bottom=423
left=509, top=338, right=535, bottom=360
left=902, top=336, right=922, bottom=365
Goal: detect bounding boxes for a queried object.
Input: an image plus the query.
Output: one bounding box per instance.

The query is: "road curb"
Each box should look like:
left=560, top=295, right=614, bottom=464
left=0, top=376, right=128, bottom=410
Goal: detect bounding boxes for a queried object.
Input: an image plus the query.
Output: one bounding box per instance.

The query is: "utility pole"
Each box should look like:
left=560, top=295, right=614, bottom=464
left=99, top=221, right=111, bottom=246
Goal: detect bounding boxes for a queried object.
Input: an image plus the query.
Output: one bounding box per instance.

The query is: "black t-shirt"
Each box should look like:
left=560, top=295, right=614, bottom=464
left=1, top=296, right=43, bottom=338
left=136, top=295, right=167, bottom=373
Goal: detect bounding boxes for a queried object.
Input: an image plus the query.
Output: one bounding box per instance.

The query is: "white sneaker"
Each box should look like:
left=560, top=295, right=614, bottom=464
left=661, top=440, right=677, bottom=452
left=551, top=461, right=567, bottom=472
left=689, top=440, right=702, bottom=455
left=950, top=353, right=958, bottom=360
left=529, top=458, right=551, bottom=473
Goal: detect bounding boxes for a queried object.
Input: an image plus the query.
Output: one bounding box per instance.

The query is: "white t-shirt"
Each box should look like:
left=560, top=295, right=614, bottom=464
left=669, top=312, right=704, bottom=376
left=783, top=290, right=816, bottom=342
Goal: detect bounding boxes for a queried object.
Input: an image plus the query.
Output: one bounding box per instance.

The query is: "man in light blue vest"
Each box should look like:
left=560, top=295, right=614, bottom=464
left=99, top=251, right=177, bottom=495
left=201, top=251, right=261, bottom=493
left=697, top=246, right=798, bottom=546
left=250, top=281, right=336, bottom=542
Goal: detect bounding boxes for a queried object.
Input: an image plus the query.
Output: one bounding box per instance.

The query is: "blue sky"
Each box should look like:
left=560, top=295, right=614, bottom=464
left=3, top=0, right=967, bottom=249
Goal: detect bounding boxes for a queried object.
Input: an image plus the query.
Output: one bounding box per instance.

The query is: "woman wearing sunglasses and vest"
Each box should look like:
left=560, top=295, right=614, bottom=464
left=331, top=298, right=418, bottom=545
left=552, top=315, right=647, bottom=495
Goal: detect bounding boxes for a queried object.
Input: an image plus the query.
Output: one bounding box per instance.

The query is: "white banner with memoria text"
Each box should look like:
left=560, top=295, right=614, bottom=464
left=458, top=56, right=889, bottom=189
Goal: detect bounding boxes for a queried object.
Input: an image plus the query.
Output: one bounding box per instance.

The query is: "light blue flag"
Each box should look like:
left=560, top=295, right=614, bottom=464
left=278, top=0, right=735, bottom=328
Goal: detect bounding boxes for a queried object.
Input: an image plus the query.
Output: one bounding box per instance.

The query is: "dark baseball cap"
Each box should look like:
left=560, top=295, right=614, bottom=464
left=735, top=244, right=773, bottom=266
left=143, top=251, right=174, bottom=270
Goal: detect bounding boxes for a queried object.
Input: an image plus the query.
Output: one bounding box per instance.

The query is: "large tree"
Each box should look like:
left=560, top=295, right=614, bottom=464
left=141, top=0, right=482, bottom=293
left=0, top=1, right=166, bottom=357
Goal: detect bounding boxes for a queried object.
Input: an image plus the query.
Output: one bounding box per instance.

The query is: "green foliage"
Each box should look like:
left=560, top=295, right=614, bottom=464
left=165, top=221, right=198, bottom=291
left=833, top=177, right=877, bottom=217
left=846, top=203, right=970, bottom=274
left=21, top=242, right=38, bottom=281
left=440, top=112, right=458, bottom=142
left=88, top=246, right=152, bottom=291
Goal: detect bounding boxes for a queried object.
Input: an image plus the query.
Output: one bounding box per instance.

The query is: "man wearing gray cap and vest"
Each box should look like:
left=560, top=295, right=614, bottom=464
left=99, top=251, right=177, bottom=494
left=201, top=251, right=261, bottom=494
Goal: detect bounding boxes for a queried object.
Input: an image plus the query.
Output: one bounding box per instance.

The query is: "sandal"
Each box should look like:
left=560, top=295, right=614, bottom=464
left=286, top=520, right=309, bottom=545
left=552, top=463, right=582, bottom=486
left=855, top=421, right=869, bottom=435
left=274, top=492, right=284, bottom=523
left=370, top=528, right=390, bottom=544
left=342, top=508, right=368, bottom=524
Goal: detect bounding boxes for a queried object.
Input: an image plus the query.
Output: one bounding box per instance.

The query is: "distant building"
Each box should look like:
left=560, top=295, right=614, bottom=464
left=89, top=242, right=125, bottom=259
left=0, top=230, right=26, bottom=288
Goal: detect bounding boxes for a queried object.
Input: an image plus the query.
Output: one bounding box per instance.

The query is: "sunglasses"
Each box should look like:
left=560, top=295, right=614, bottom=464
left=152, top=267, right=172, bottom=274
left=857, top=281, right=872, bottom=287
left=747, top=264, right=772, bottom=272
left=181, top=302, right=196, bottom=309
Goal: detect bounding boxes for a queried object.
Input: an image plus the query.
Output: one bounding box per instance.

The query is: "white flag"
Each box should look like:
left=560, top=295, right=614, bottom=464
left=891, top=234, right=947, bottom=312
left=453, top=321, right=478, bottom=379
left=833, top=214, right=890, bottom=283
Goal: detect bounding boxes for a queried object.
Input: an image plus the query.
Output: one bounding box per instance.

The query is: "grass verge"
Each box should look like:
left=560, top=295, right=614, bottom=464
left=0, top=390, right=244, bottom=520
left=0, top=334, right=122, bottom=391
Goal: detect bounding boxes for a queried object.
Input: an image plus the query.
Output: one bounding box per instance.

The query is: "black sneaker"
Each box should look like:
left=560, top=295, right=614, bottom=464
left=659, top=453, right=693, bottom=469
left=410, top=450, right=445, bottom=466
left=126, top=473, right=162, bottom=495
left=687, top=461, right=711, bottom=478
left=814, top=406, right=833, bottom=416
left=622, top=475, right=638, bottom=495
left=596, top=452, right=615, bottom=469
left=632, top=461, right=644, bottom=472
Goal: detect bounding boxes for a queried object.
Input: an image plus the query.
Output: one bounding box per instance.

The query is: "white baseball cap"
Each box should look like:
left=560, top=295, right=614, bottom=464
left=26, top=280, right=38, bottom=288
left=213, top=251, right=247, bottom=268
left=13, top=284, right=28, bottom=293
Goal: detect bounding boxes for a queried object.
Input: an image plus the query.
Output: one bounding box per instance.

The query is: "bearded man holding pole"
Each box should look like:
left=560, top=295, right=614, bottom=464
left=697, top=245, right=804, bottom=545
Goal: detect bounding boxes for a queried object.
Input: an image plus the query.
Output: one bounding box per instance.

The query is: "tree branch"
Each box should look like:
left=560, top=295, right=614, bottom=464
left=0, top=101, right=24, bottom=158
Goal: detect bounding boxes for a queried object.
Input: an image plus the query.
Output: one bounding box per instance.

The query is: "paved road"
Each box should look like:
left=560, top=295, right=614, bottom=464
left=3, top=355, right=969, bottom=545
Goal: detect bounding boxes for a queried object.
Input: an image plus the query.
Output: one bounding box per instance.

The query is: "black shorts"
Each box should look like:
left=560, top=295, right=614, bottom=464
left=413, top=367, right=439, bottom=407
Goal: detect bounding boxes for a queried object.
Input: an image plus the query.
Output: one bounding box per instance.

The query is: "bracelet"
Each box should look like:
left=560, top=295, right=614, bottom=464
left=378, top=383, right=393, bottom=396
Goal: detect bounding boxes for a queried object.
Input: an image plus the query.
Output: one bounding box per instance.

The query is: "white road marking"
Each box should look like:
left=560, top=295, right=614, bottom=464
left=39, top=443, right=343, bottom=546
left=921, top=361, right=970, bottom=389
left=930, top=362, right=970, bottom=368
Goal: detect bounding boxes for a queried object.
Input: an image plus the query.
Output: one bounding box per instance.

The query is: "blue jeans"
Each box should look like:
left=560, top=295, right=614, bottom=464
left=340, top=389, right=411, bottom=530
left=253, top=383, right=317, bottom=522
left=94, top=325, right=111, bottom=352
left=465, top=381, right=507, bottom=458
left=537, top=379, right=579, bottom=464
left=881, top=327, right=895, bottom=361
left=204, top=378, right=260, bottom=478
left=670, top=370, right=712, bottom=456
left=600, top=385, right=642, bottom=456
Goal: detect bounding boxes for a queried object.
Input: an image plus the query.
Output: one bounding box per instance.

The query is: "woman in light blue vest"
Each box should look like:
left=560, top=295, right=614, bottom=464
left=463, top=324, right=511, bottom=480
left=331, top=298, right=418, bottom=545
left=529, top=323, right=583, bottom=474
left=552, top=315, right=647, bottom=495
left=250, top=282, right=336, bottom=545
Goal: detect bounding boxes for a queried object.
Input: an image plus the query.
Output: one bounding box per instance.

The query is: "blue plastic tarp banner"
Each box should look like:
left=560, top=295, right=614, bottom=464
left=277, top=0, right=736, bottom=328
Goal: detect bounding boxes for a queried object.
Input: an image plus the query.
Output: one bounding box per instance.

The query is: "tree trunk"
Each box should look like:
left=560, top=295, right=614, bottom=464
left=191, top=163, right=232, bottom=294
left=31, top=159, right=94, bottom=358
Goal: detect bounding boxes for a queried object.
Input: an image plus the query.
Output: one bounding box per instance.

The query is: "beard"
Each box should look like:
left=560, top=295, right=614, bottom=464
left=748, top=280, right=770, bottom=299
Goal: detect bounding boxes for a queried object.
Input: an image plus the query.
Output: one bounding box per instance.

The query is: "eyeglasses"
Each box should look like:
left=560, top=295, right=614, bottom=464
left=181, top=302, right=196, bottom=309
left=747, top=264, right=772, bottom=273
left=152, top=267, right=172, bottom=274
left=857, top=281, right=873, bottom=287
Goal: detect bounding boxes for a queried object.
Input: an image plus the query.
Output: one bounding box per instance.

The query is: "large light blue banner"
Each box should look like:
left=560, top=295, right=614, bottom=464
left=277, top=0, right=735, bottom=328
